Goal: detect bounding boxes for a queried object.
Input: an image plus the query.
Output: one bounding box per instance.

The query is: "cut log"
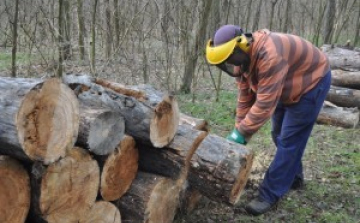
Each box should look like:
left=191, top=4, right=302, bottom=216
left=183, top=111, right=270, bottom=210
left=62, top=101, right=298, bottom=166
left=331, top=70, right=360, bottom=90
left=115, top=171, right=182, bottom=223
left=28, top=147, right=99, bottom=223
left=80, top=201, right=121, bottom=223
left=63, top=74, right=179, bottom=148
left=180, top=113, right=209, bottom=132
left=317, top=103, right=359, bottom=128
left=188, top=134, right=254, bottom=205
left=138, top=124, right=208, bottom=180
left=0, top=77, right=79, bottom=164
left=321, top=45, right=360, bottom=71
left=77, top=103, right=125, bottom=155
left=0, top=155, right=30, bottom=223
left=97, top=135, right=138, bottom=201
left=326, top=86, right=360, bottom=108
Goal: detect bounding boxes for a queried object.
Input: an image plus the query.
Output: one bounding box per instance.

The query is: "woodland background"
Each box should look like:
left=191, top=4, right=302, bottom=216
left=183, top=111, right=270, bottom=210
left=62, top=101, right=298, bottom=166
left=0, top=0, right=359, bottom=222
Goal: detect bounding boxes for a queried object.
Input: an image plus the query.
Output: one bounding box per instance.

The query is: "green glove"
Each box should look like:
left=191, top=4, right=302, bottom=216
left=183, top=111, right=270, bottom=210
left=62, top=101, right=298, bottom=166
left=226, top=128, right=247, bottom=145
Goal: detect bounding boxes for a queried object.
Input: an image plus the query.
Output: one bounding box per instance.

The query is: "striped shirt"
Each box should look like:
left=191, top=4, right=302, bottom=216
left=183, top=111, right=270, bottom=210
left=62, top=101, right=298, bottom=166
left=235, top=29, right=330, bottom=139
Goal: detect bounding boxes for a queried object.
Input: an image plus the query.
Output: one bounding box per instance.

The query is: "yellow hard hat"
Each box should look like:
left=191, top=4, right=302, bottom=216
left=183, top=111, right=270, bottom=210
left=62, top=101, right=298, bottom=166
left=206, top=35, right=250, bottom=65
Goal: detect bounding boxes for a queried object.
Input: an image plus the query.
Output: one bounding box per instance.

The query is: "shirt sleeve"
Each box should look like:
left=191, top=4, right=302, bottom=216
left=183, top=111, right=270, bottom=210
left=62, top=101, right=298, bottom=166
left=236, top=57, right=289, bottom=139
left=235, top=75, right=255, bottom=126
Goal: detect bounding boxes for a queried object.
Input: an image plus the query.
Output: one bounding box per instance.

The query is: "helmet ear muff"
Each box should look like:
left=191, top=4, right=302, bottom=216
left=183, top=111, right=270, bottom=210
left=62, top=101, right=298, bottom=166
left=235, top=35, right=250, bottom=53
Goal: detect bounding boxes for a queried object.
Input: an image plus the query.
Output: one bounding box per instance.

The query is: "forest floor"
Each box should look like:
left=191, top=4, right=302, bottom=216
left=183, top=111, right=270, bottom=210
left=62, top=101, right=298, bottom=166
left=1, top=54, right=359, bottom=223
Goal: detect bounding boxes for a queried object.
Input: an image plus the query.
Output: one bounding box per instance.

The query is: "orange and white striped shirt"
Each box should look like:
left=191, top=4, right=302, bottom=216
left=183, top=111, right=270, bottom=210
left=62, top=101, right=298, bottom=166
left=235, top=30, right=330, bottom=138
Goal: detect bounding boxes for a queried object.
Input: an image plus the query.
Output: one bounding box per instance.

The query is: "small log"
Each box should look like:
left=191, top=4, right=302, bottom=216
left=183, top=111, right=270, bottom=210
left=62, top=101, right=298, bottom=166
left=78, top=103, right=125, bottom=155
left=321, top=45, right=360, bottom=71
left=180, top=113, right=209, bottom=132
left=317, top=103, right=359, bottom=128
left=138, top=124, right=208, bottom=180
left=80, top=201, right=121, bottom=223
left=0, top=155, right=30, bottom=223
left=331, top=70, right=360, bottom=90
left=0, top=77, right=79, bottom=164
left=326, top=86, right=360, bottom=108
left=188, top=134, right=254, bottom=205
left=115, top=171, right=182, bottom=223
left=63, top=74, right=179, bottom=148
left=97, top=135, right=138, bottom=201
left=28, top=147, right=99, bottom=223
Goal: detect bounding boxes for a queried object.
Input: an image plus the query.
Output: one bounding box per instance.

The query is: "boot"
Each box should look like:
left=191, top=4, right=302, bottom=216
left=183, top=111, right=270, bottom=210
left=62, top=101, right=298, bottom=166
left=245, top=197, right=275, bottom=216
left=291, top=177, right=304, bottom=190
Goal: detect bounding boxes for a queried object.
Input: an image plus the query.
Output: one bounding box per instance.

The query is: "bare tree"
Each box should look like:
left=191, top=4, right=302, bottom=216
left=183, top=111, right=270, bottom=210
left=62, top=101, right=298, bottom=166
left=90, top=0, right=98, bottom=75
left=180, top=0, right=213, bottom=93
left=57, top=0, right=64, bottom=77
left=77, top=0, right=85, bottom=60
left=105, top=0, right=112, bottom=59
left=11, top=0, right=19, bottom=77
left=268, top=0, right=278, bottom=31
left=282, top=0, right=292, bottom=33
left=354, top=1, right=360, bottom=47
left=323, top=0, right=336, bottom=44
left=252, top=0, right=263, bottom=31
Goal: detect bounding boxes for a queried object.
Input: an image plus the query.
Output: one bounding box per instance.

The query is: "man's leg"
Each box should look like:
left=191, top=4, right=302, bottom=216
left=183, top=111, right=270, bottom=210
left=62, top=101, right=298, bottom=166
left=246, top=71, right=331, bottom=215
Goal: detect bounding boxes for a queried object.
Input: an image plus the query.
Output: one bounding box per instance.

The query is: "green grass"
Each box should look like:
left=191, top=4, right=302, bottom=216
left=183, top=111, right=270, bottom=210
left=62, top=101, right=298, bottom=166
left=0, top=51, right=33, bottom=71
left=175, top=89, right=360, bottom=223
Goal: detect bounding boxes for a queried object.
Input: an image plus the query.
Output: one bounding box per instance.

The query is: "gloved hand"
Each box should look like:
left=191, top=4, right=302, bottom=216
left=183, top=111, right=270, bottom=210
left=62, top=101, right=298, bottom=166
left=226, top=128, right=247, bottom=145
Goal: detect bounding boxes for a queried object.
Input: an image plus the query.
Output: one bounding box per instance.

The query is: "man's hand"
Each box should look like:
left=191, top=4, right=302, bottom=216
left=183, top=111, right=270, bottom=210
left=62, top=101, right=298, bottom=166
left=226, top=128, right=247, bottom=145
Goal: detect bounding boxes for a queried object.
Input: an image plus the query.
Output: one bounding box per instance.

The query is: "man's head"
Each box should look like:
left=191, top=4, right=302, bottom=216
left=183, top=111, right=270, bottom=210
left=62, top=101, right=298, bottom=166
left=206, top=25, right=252, bottom=76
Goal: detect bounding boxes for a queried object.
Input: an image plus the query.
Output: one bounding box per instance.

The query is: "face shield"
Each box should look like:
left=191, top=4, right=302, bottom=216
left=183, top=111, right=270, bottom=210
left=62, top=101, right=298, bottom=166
left=206, top=35, right=250, bottom=77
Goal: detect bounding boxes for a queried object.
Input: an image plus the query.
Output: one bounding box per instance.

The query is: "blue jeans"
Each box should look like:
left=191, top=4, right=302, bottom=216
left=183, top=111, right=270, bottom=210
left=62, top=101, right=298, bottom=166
left=259, top=70, right=331, bottom=204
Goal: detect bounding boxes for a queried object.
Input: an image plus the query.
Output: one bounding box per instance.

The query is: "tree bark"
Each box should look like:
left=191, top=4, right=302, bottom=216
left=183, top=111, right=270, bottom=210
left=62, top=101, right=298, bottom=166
left=323, top=0, right=336, bottom=44
left=114, top=171, right=181, bottom=223
left=28, top=147, right=100, bottom=223
left=11, top=0, right=19, bottom=77
left=0, top=155, right=30, bottom=223
left=138, top=124, right=208, bottom=180
left=80, top=201, right=121, bottom=223
left=179, top=113, right=209, bottom=132
left=326, top=85, right=360, bottom=108
left=63, top=74, right=179, bottom=148
left=322, top=45, right=360, bottom=71
left=96, top=135, right=138, bottom=202
left=76, top=0, right=85, bottom=60
left=331, top=70, right=360, bottom=90
left=188, top=134, right=254, bottom=205
left=317, top=102, right=359, bottom=128
left=77, top=103, right=125, bottom=155
left=0, top=77, right=79, bottom=164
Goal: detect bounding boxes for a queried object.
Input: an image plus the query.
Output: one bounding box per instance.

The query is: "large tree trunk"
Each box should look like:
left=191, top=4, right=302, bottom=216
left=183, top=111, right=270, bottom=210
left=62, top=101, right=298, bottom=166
left=80, top=201, right=121, bottom=223
left=138, top=124, right=208, bottom=180
left=0, top=155, right=30, bottom=223
left=188, top=134, right=254, bottom=205
left=179, top=113, right=209, bottom=132
left=0, top=77, right=79, bottom=164
left=28, top=147, right=99, bottom=223
left=326, top=86, right=360, bottom=108
left=97, top=135, right=138, bottom=201
left=77, top=103, right=125, bottom=155
left=322, top=45, right=360, bottom=71
left=63, top=74, right=179, bottom=148
left=317, top=102, right=359, bottom=128
left=114, top=171, right=181, bottom=223
left=331, top=70, right=360, bottom=90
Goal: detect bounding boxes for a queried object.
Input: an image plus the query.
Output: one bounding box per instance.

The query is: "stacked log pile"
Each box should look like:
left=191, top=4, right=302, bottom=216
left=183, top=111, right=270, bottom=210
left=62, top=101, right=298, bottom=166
left=0, top=75, right=254, bottom=223
left=318, top=45, right=360, bottom=128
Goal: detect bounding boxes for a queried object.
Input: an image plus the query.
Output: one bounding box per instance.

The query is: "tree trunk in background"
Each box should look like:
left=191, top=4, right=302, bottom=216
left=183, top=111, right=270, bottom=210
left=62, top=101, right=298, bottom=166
left=77, top=0, right=85, bottom=60
left=282, top=0, right=292, bottom=33
left=252, top=0, right=263, bottom=32
left=354, top=2, right=360, bottom=47
left=269, top=0, right=278, bottom=31
left=244, top=0, right=252, bottom=31
left=90, top=0, right=98, bottom=75
left=313, top=0, right=325, bottom=46
left=11, top=0, right=19, bottom=77
left=180, top=0, right=213, bottom=93
left=57, top=0, right=64, bottom=77
left=105, top=0, right=112, bottom=59
left=63, top=0, right=72, bottom=60
left=323, top=0, right=335, bottom=44
left=114, top=0, right=120, bottom=49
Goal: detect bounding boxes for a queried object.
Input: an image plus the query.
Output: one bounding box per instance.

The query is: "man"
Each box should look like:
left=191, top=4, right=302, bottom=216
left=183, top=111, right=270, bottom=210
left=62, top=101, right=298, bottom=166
left=205, top=25, right=331, bottom=216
